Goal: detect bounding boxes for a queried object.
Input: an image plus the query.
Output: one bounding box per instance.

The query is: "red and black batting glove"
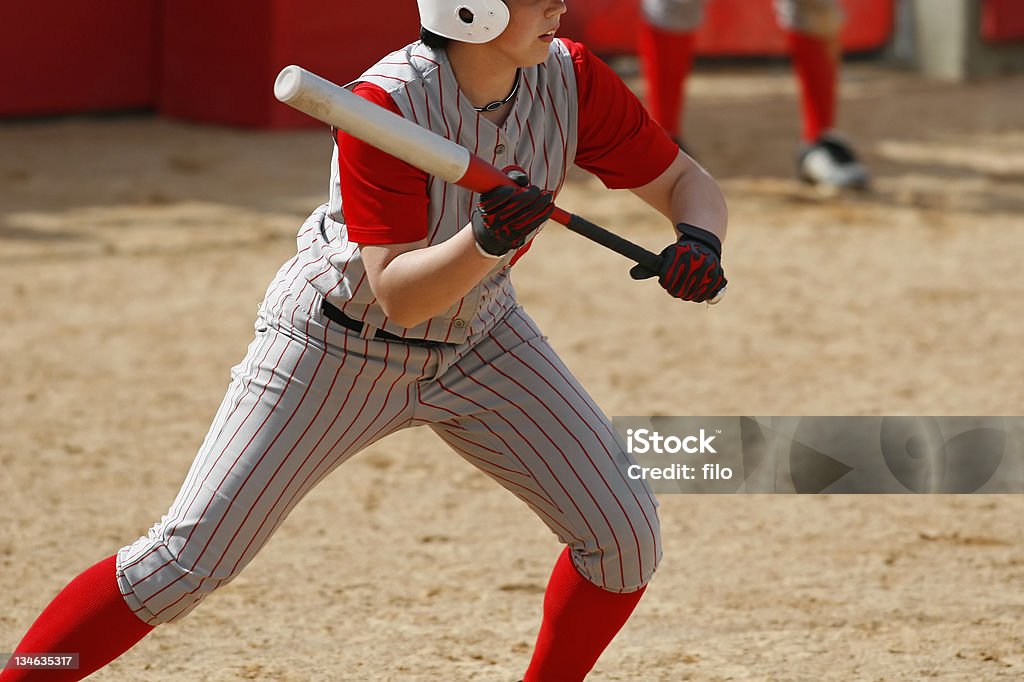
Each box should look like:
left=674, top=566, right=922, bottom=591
left=630, top=223, right=727, bottom=302
left=471, top=166, right=555, bottom=258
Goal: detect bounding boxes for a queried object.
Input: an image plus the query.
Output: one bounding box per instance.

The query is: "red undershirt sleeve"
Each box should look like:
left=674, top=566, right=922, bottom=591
left=336, top=82, right=430, bottom=245
left=566, top=39, right=679, bottom=190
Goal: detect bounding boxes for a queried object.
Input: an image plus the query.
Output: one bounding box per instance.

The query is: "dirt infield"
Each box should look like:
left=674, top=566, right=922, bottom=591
left=2, top=62, right=1023, bottom=680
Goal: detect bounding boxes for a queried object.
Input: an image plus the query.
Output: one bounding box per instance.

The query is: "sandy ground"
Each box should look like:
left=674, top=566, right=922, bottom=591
left=2, top=62, right=1024, bottom=681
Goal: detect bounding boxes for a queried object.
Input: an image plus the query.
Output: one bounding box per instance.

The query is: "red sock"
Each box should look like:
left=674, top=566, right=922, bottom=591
left=523, top=548, right=647, bottom=682
left=637, top=21, right=696, bottom=140
left=788, top=31, right=838, bottom=143
left=1, top=555, right=154, bottom=681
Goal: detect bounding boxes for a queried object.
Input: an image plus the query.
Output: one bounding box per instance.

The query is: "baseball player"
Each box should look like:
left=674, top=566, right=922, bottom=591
left=639, top=0, right=869, bottom=189
left=1, top=0, right=727, bottom=680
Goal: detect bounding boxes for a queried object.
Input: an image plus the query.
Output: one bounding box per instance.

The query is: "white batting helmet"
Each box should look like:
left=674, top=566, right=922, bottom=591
left=417, top=0, right=511, bottom=44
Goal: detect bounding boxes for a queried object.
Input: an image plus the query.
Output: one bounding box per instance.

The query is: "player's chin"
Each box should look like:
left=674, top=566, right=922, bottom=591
left=522, top=41, right=552, bottom=65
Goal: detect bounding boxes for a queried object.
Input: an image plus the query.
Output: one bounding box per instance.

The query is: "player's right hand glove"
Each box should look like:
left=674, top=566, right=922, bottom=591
left=630, top=223, right=727, bottom=302
left=471, top=166, right=555, bottom=258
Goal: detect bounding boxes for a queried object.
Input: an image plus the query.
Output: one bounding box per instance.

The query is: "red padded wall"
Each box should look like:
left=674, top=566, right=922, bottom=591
left=982, top=0, right=1024, bottom=43
left=7, top=0, right=1020, bottom=126
left=158, top=0, right=419, bottom=128
left=0, top=1, right=159, bottom=117
left=0, top=0, right=905, bottom=125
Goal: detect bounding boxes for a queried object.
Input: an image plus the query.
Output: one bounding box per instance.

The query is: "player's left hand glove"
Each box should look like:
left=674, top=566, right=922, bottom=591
left=471, top=166, right=555, bottom=258
left=630, top=223, right=727, bottom=302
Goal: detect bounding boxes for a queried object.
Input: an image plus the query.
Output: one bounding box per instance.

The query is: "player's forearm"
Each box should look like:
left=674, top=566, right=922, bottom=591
left=631, top=151, right=728, bottom=243
left=361, top=226, right=497, bottom=328
left=670, top=159, right=728, bottom=243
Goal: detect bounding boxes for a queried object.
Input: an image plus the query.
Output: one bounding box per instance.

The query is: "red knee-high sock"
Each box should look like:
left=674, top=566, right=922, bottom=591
left=523, top=548, right=647, bottom=682
left=637, top=21, right=696, bottom=140
left=1, top=555, right=154, bottom=681
left=788, top=31, right=838, bottom=143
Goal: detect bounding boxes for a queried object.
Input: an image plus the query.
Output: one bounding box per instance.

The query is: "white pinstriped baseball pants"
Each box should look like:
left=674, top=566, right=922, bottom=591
left=116, top=261, right=661, bottom=625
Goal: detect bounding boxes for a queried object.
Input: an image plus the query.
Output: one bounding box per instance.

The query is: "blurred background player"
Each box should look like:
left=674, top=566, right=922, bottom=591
left=638, top=0, right=869, bottom=190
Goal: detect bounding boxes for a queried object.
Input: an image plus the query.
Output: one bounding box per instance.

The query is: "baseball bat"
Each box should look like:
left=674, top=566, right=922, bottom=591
left=273, top=65, right=725, bottom=303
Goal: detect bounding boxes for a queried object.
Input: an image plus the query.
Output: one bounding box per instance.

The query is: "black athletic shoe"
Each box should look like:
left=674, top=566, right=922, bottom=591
left=797, top=132, right=869, bottom=190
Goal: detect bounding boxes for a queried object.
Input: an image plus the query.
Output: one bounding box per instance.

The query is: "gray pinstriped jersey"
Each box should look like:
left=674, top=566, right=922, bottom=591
left=297, top=39, right=579, bottom=344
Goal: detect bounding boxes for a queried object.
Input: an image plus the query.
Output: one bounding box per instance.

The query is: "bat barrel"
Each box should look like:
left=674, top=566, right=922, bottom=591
left=273, top=65, right=307, bottom=103
left=274, top=65, right=471, bottom=184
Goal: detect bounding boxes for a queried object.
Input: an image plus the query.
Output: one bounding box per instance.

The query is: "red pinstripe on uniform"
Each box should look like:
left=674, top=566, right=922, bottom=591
left=121, top=315, right=299, bottom=578
left=143, top=327, right=333, bottom=618
left=362, top=73, right=408, bottom=84
left=215, top=329, right=370, bottom=576
left=443, top=430, right=557, bottom=485
left=455, top=358, right=627, bottom=586
left=545, top=79, right=569, bottom=196
left=504, top=309, right=661, bottom=562
left=425, top=66, right=452, bottom=252
left=421, top=404, right=583, bottom=548
left=433, top=371, right=610, bottom=586
left=151, top=315, right=338, bottom=616
left=154, top=329, right=415, bottom=622
left=521, top=71, right=551, bottom=186
left=404, top=87, right=420, bottom=126
left=124, top=282, right=321, bottom=579
left=422, top=81, right=431, bottom=131
left=435, top=64, right=451, bottom=139
left=489, top=323, right=655, bottom=577
left=439, top=439, right=581, bottom=542
left=474, top=338, right=646, bottom=581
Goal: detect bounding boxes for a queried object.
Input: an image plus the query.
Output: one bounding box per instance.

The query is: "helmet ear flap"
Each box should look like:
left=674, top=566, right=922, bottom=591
left=417, top=0, right=511, bottom=44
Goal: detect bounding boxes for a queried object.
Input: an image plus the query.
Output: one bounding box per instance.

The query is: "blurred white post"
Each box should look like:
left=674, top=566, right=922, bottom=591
left=908, top=0, right=1024, bottom=80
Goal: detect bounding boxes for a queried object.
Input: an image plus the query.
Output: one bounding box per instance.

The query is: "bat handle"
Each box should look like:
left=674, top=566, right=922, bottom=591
left=551, top=208, right=663, bottom=273
left=459, top=156, right=663, bottom=271
left=554, top=208, right=727, bottom=305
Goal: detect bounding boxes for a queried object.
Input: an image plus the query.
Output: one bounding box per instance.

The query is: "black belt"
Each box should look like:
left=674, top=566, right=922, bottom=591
left=321, top=300, right=443, bottom=348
